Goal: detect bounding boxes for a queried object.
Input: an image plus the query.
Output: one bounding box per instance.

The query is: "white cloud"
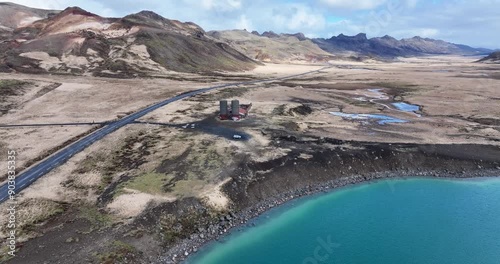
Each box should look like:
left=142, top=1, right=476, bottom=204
left=6, top=0, right=66, bottom=10
left=405, top=0, right=418, bottom=8
left=320, top=0, right=387, bottom=10
left=392, top=28, right=440, bottom=39
left=235, top=14, right=253, bottom=30
left=326, top=20, right=363, bottom=37
left=418, top=28, right=439, bottom=38
left=269, top=4, right=326, bottom=32
left=5, top=0, right=500, bottom=48
left=200, top=0, right=242, bottom=11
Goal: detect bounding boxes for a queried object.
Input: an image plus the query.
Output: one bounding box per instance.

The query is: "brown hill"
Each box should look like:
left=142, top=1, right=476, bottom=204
left=0, top=6, right=258, bottom=76
left=0, top=2, right=58, bottom=30
left=208, top=30, right=333, bottom=63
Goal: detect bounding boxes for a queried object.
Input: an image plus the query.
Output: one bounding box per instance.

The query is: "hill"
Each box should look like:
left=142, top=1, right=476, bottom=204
left=0, top=5, right=258, bottom=76
left=0, top=2, right=58, bottom=40
left=478, top=51, right=500, bottom=63
left=0, top=2, right=58, bottom=30
left=207, top=30, right=333, bottom=63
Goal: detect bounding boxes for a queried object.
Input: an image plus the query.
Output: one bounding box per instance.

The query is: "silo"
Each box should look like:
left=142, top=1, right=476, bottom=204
left=220, top=100, right=228, bottom=117
left=231, top=100, right=240, bottom=117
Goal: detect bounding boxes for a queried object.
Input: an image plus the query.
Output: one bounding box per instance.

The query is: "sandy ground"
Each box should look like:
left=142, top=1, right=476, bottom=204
left=200, top=178, right=232, bottom=210
left=243, top=63, right=326, bottom=77
left=0, top=74, right=212, bottom=124
left=0, top=126, right=93, bottom=178
left=107, top=189, right=176, bottom=218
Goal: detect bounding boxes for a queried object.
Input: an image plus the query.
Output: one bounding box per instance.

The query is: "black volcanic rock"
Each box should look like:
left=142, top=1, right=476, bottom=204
left=336, top=33, right=368, bottom=41
left=59, top=6, right=98, bottom=17
left=261, top=31, right=279, bottom=38
left=251, top=31, right=260, bottom=36
left=478, top=51, right=500, bottom=63
left=122, top=10, right=205, bottom=35
left=313, top=33, right=372, bottom=54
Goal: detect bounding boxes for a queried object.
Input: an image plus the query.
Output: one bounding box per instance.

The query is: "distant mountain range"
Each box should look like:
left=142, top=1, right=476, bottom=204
left=207, top=30, right=334, bottom=63
left=312, top=33, right=492, bottom=58
left=0, top=2, right=495, bottom=76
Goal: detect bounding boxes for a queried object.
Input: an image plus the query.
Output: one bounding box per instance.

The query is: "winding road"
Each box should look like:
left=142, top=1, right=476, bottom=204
left=0, top=66, right=330, bottom=203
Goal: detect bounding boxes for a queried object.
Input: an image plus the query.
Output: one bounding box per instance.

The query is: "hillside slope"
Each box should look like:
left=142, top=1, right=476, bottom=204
left=478, top=51, right=500, bottom=63
left=208, top=30, right=333, bottom=63
left=0, top=2, right=59, bottom=40
left=0, top=2, right=58, bottom=30
left=0, top=6, right=258, bottom=76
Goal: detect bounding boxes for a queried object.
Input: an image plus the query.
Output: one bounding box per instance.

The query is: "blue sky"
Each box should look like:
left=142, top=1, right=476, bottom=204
left=9, top=0, right=500, bottom=48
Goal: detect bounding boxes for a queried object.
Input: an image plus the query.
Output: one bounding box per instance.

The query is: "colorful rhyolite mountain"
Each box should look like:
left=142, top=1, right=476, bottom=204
left=0, top=2, right=494, bottom=76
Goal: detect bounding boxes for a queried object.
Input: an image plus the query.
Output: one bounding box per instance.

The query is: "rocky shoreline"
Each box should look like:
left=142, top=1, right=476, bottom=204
left=155, top=135, right=500, bottom=264
left=158, top=168, right=500, bottom=264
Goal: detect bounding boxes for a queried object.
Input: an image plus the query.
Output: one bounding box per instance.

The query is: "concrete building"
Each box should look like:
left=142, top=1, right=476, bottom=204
left=219, top=99, right=252, bottom=120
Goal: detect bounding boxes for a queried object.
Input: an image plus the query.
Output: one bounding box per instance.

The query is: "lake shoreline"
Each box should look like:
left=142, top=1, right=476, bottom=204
left=158, top=136, right=500, bottom=263
left=161, top=169, right=500, bottom=264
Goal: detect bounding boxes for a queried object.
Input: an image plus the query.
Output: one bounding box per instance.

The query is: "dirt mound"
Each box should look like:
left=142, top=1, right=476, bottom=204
left=289, top=104, right=313, bottom=115
left=272, top=104, right=313, bottom=116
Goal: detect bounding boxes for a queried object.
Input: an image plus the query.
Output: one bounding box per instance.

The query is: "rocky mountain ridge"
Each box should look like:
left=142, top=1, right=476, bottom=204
left=0, top=2, right=495, bottom=75
left=312, top=33, right=491, bottom=58
left=0, top=3, right=258, bottom=76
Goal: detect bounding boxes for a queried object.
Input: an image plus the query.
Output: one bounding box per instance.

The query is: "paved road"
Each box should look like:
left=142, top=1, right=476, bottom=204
left=0, top=66, right=330, bottom=203
left=0, top=122, right=107, bottom=127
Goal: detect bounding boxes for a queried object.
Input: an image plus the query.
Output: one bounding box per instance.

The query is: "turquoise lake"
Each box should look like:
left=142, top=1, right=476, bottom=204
left=185, top=177, right=500, bottom=264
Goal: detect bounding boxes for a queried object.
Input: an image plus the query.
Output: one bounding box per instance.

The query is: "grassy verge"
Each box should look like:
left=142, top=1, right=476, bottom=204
left=73, top=130, right=160, bottom=192
left=79, top=206, right=113, bottom=231
left=0, top=79, right=31, bottom=91
left=113, top=136, right=228, bottom=200
left=124, top=172, right=168, bottom=195
left=0, top=79, right=33, bottom=115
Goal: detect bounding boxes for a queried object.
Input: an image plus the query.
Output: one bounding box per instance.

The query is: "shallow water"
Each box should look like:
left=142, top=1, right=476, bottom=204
left=186, top=177, right=500, bottom=264
left=366, top=88, right=389, bottom=100
left=392, top=102, right=420, bottom=112
left=330, top=112, right=407, bottom=125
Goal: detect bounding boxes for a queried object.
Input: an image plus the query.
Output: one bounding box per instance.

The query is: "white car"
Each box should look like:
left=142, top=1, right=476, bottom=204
left=233, top=134, right=242, bottom=139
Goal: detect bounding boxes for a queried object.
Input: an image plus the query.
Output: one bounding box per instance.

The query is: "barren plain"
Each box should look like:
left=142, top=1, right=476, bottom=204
left=0, top=56, right=499, bottom=263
